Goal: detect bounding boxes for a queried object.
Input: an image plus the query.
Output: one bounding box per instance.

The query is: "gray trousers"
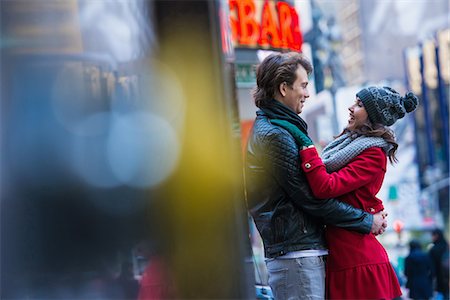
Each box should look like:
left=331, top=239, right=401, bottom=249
left=266, top=256, right=326, bottom=300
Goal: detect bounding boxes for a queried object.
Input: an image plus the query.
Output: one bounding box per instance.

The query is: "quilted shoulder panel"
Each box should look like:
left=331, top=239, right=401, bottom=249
left=253, top=117, right=300, bottom=177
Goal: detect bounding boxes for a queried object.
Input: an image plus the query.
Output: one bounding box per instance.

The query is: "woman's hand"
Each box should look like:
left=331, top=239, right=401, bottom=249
left=271, top=119, right=313, bottom=148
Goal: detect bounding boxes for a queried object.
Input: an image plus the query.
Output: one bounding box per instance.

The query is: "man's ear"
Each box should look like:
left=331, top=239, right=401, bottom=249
left=278, top=82, right=287, bottom=97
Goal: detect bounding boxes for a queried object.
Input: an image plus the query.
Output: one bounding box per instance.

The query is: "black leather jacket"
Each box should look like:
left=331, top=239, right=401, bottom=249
left=245, top=111, right=373, bottom=258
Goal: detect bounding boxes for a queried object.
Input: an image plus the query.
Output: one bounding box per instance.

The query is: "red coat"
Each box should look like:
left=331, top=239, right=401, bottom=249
left=300, top=146, right=401, bottom=299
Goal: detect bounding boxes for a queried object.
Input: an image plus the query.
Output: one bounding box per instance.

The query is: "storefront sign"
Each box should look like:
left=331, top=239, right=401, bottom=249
left=405, top=47, right=422, bottom=95
left=437, top=29, right=450, bottom=84
left=229, top=0, right=303, bottom=51
left=235, top=63, right=256, bottom=83
left=422, top=40, right=438, bottom=89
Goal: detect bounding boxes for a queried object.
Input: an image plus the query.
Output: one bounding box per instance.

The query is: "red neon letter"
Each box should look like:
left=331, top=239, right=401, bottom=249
left=289, top=7, right=302, bottom=51
left=235, top=0, right=259, bottom=46
left=277, top=2, right=294, bottom=49
left=259, top=1, right=281, bottom=48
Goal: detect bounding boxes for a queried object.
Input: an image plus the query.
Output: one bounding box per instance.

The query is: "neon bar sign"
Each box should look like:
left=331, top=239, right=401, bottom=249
left=229, top=0, right=303, bottom=51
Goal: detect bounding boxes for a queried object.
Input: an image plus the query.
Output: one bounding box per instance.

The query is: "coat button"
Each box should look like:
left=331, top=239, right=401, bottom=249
left=305, top=163, right=311, bottom=169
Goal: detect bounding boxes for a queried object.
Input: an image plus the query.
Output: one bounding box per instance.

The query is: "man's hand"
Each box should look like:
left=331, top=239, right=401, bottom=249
left=371, top=211, right=388, bottom=235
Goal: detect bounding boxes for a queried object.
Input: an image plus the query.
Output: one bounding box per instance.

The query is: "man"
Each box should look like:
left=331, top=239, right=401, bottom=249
left=429, top=228, right=449, bottom=300
left=405, top=240, right=433, bottom=300
left=245, top=52, right=387, bottom=299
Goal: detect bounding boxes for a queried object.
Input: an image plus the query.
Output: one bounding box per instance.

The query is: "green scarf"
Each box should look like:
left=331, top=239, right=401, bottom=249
left=259, top=99, right=308, bottom=134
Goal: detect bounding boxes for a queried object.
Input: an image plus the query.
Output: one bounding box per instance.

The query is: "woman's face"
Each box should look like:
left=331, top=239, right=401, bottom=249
left=347, top=97, right=369, bottom=131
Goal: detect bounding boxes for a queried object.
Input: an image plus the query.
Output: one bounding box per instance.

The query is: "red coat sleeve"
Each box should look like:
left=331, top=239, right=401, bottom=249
left=299, top=147, right=386, bottom=199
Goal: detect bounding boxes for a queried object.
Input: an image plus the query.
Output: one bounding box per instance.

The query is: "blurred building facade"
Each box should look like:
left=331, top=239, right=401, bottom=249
left=404, top=29, right=449, bottom=231
left=325, top=0, right=364, bottom=85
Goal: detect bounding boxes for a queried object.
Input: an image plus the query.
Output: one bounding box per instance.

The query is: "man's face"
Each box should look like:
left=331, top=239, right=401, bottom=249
left=279, top=66, right=310, bottom=114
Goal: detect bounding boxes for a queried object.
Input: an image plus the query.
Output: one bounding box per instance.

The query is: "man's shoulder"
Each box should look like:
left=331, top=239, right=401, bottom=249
left=249, top=117, right=301, bottom=176
left=357, top=146, right=387, bottom=166
left=254, top=116, right=294, bottom=142
left=252, top=116, right=298, bottom=156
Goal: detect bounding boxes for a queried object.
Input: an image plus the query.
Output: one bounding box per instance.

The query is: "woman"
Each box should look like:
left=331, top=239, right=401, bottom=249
left=272, top=86, right=418, bottom=299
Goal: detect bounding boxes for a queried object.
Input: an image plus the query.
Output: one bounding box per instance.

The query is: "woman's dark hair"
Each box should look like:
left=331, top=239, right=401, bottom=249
left=253, top=52, right=313, bottom=108
left=337, top=121, right=399, bottom=164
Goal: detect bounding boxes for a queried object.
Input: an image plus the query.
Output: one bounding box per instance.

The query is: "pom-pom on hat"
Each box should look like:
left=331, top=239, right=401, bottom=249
left=356, top=86, right=418, bottom=126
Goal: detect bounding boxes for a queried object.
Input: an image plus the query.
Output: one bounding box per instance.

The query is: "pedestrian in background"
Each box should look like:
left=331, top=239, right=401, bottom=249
left=429, top=228, right=450, bottom=300
left=405, top=240, right=433, bottom=300
left=245, top=52, right=387, bottom=300
left=272, top=86, right=418, bottom=299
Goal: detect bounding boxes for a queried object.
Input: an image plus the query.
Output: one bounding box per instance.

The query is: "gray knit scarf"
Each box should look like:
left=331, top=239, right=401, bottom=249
left=321, top=132, right=390, bottom=172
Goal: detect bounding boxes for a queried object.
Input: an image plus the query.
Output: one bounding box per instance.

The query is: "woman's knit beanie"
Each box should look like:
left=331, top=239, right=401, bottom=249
left=356, top=86, right=419, bottom=126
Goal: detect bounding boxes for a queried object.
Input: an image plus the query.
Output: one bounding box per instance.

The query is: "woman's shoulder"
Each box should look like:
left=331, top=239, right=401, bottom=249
left=359, top=147, right=387, bottom=164
left=361, top=146, right=385, bottom=155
